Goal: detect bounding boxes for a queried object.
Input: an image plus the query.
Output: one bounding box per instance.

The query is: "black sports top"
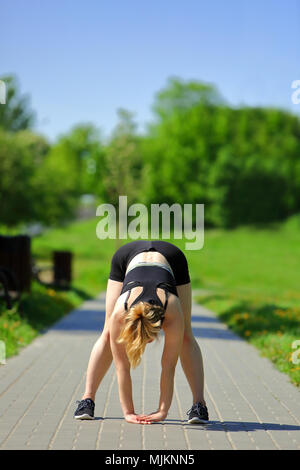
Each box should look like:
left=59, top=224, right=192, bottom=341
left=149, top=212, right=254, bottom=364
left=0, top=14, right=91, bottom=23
left=120, top=265, right=178, bottom=317
left=109, top=240, right=191, bottom=286
left=109, top=240, right=191, bottom=322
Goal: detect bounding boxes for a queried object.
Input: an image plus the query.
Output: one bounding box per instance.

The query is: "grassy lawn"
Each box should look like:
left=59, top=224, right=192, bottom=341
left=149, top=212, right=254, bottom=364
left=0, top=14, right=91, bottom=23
left=0, top=283, right=76, bottom=357
left=1, top=215, right=300, bottom=388
left=186, top=216, right=300, bottom=387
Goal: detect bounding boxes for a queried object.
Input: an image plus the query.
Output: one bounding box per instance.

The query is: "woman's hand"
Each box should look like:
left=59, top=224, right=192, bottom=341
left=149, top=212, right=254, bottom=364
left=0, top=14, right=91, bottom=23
left=137, top=410, right=168, bottom=423
left=124, top=413, right=153, bottom=425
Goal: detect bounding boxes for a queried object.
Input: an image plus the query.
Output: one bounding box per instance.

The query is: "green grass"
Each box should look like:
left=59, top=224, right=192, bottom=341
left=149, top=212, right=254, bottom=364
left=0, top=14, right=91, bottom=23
left=189, top=217, right=300, bottom=387
left=1, top=215, right=300, bottom=388
left=32, top=218, right=120, bottom=296
left=0, top=282, right=77, bottom=357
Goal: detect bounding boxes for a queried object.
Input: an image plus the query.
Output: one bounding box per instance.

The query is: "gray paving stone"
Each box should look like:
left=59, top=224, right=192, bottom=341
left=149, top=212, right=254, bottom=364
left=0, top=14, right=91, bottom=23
left=0, top=291, right=299, bottom=450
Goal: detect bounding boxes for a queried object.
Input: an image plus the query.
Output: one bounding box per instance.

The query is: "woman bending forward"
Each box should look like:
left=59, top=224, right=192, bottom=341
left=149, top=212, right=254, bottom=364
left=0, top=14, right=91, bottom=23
left=74, top=240, right=208, bottom=425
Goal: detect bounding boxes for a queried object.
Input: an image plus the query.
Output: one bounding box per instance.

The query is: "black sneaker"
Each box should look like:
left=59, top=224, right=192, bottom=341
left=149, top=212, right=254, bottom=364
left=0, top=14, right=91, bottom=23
left=74, top=398, right=95, bottom=420
left=187, top=402, right=209, bottom=424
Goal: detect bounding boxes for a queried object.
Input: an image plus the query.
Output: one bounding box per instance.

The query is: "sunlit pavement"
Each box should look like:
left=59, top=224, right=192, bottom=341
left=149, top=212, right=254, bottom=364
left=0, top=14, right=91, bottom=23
left=0, top=291, right=299, bottom=450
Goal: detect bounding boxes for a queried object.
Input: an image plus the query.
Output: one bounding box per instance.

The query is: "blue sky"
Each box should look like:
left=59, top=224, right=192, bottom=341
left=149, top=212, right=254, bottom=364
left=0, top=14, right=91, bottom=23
left=1, top=0, right=300, bottom=142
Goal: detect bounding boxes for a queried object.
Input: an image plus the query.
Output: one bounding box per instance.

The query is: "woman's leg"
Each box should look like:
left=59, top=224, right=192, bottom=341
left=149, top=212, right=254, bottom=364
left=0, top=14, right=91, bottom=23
left=176, top=283, right=206, bottom=406
left=82, top=279, right=123, bottom=401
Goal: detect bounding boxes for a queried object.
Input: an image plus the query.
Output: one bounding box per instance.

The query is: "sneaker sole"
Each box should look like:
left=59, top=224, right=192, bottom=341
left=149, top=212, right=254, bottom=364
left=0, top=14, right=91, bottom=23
left=74, top=414, right=94, bottom=420
left=187, top=417, right=209, bottom=424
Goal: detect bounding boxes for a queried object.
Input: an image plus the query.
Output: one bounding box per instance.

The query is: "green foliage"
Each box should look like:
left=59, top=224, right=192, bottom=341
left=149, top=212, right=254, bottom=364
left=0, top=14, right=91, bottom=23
left=47, top=123, right=105, bottom=197
left=1, top=74, right=300, bottom=230
left=0, top=129, right=50, bottom=227
left=33, top=123, right=105, bottom=226
left=0, top=282, right=78, bottom=358
left=197, top=294, right=300, bottom=386
left=208, top=145, right=290, bottom=227
left=0, top=75, right=35, bottom=131
left=0, top=121, right=106, bottom=229
left=152, top=76, right=225, bottom=120
left=102, top=109, right=144, bottom=206
left=142, top=80, right=300, bottom=227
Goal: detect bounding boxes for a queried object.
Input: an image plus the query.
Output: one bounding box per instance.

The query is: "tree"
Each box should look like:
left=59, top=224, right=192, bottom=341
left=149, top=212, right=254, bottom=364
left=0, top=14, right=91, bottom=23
left=46, top=123, right=104, bottom=198
left=152, top=76, right=225, bottom=121
left=0, top=75, right=35, bottom=131
left=0, top=129, right=49, bottom=229
left=103, top=109, right=143, bottom=206
left=142, top=77, right=300, bottom=227
left=32, top=123, right=105, bottom=227
left=100, top=109, right=144, bottom=247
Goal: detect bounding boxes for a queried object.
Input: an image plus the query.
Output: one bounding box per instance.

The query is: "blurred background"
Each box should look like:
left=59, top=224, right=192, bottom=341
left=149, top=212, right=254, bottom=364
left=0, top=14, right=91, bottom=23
left=0, top=0, right=300, bottom=383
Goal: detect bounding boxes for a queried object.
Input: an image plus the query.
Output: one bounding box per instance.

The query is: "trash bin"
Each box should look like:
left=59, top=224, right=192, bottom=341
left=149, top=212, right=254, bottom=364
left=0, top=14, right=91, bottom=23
left=53, top=251, right=73, bottom=288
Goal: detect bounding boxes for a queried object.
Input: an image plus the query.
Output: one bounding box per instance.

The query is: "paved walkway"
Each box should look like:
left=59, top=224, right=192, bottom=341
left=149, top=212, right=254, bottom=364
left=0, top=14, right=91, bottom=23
left=0, top=291, right=300, bottom=450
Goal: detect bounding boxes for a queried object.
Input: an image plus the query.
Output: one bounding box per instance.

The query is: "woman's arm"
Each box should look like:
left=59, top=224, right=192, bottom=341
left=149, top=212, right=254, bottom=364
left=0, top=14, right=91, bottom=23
left=109, top=309, right=150, bottom=424
left=141, top=300, right=184, bottom=422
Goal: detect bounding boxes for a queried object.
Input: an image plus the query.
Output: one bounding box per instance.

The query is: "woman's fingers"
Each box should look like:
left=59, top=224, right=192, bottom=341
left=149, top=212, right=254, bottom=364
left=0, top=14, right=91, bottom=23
left=139, top=415, right=156, bottom=422
left=126, top=415, right=153, bottom=424
left=125, top=413, right=162, bottom=424
left=132, top=414, right=153, bottom=424
left=139, top=411, right=167, bottom=422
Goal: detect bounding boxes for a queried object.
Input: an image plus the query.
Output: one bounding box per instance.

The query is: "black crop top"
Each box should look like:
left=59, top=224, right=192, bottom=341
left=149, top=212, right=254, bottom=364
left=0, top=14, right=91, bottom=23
left=120, top=265, right=178, bottom=317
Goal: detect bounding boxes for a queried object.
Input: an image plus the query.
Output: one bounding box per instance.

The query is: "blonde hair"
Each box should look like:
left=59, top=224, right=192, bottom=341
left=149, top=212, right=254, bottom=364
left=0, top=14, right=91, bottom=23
left=117, top=301, right=164, bottom=369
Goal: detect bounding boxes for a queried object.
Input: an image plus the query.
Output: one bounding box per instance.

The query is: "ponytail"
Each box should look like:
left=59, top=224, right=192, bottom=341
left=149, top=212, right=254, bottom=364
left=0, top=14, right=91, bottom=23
left=117, top=302, right=164, bottom=368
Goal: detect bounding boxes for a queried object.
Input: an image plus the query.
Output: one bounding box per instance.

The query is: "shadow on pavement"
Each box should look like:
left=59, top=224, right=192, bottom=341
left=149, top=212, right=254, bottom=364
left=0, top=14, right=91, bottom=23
left=50, top=306, right=242, bottom=340
left=182, top=420, right=300, bottom=432
left=92, top=417, right=300, bottom=432
left=50, top=308, right=106, bottom=333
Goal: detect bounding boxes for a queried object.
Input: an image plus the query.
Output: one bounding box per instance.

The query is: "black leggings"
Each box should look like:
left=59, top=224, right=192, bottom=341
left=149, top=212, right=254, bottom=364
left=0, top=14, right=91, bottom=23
left=108, top=240, right=191, bottom=286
